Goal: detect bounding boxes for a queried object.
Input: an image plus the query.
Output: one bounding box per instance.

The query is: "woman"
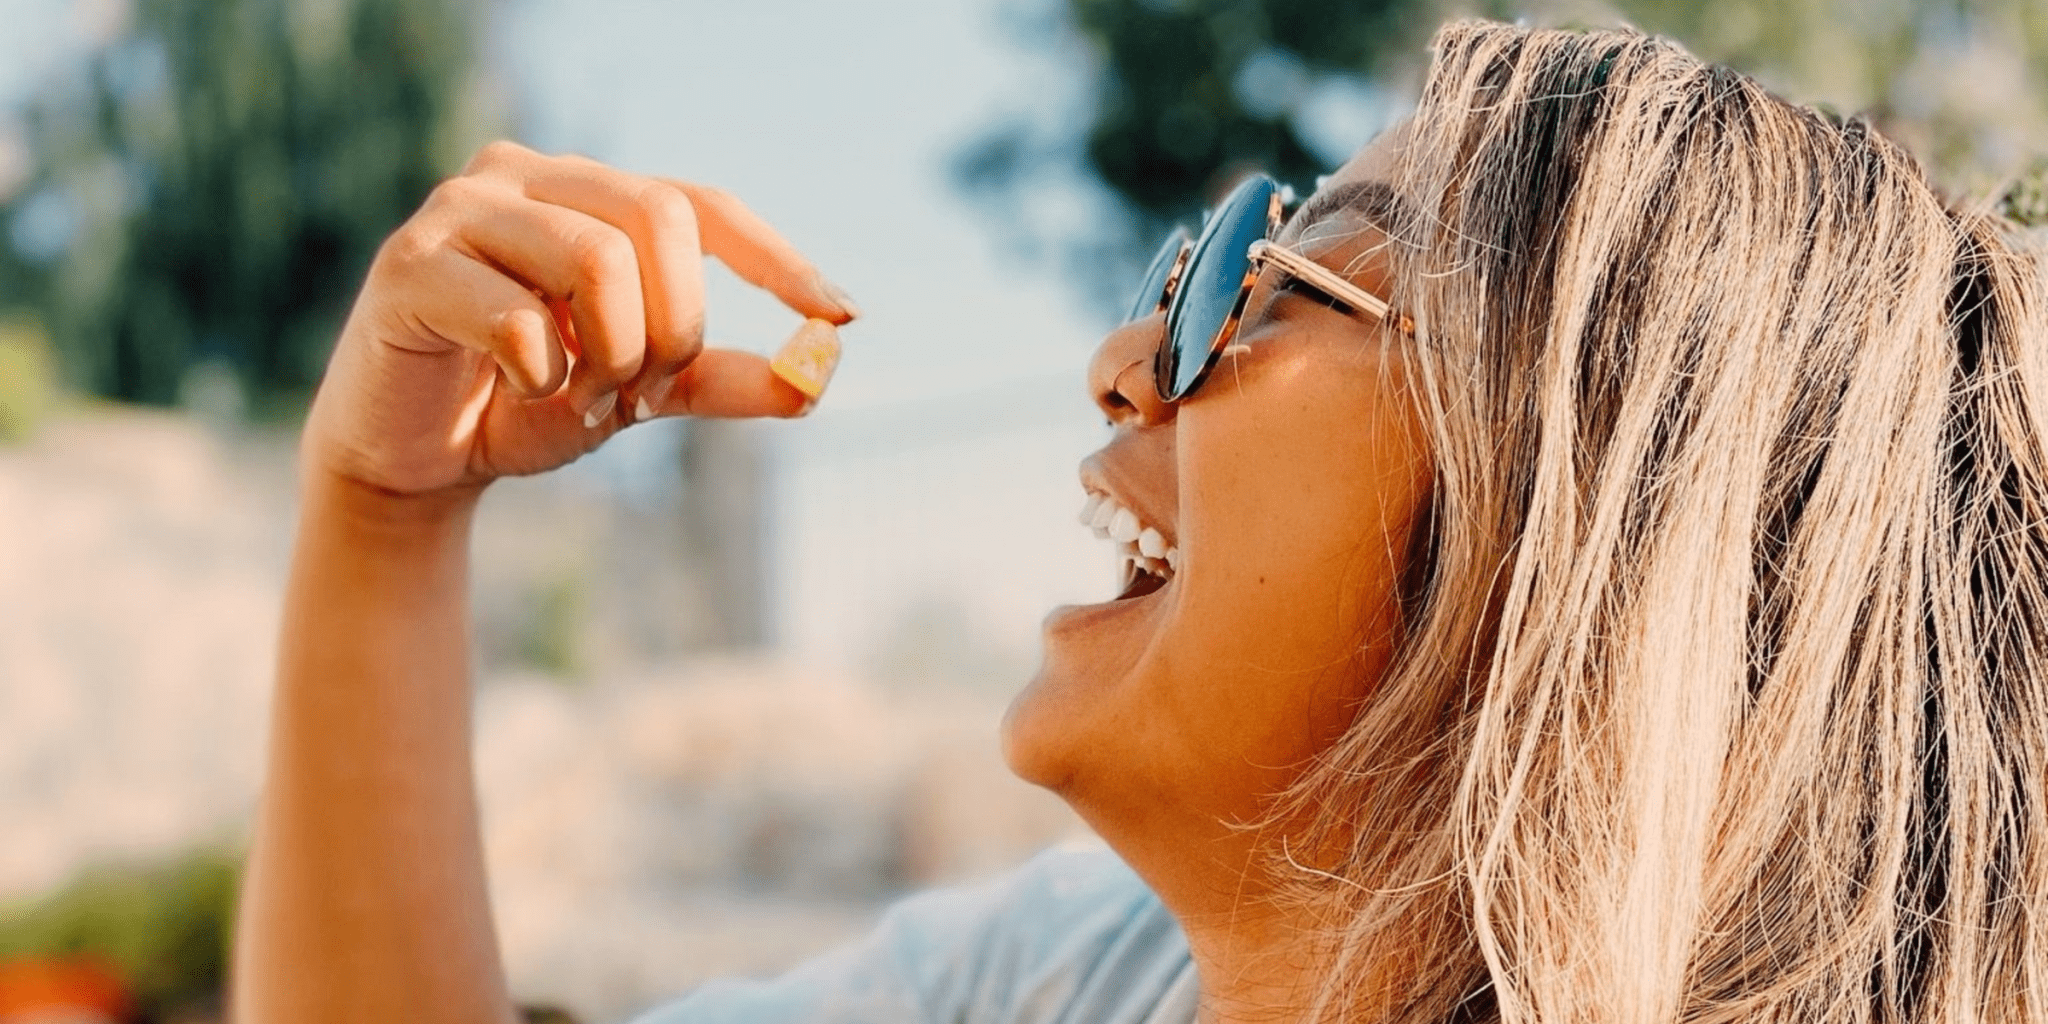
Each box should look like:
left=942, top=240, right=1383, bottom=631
left=231, top=19, right=2048, bottom=1024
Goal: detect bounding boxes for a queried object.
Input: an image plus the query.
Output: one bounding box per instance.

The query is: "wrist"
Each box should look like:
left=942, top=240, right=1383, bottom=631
left=301, top=467, right=486, bottom=544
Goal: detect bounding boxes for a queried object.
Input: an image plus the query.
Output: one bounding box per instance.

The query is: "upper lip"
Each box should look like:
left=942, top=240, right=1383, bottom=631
left=1079, top=446, right=1176, bottom=550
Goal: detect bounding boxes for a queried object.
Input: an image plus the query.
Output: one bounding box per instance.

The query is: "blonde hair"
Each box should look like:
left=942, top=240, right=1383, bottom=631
left=1271, top=20, right=2048, bottom=1024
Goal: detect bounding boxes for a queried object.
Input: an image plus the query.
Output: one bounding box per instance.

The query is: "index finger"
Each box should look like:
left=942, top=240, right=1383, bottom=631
left=658, top=179, right=859, bottom=325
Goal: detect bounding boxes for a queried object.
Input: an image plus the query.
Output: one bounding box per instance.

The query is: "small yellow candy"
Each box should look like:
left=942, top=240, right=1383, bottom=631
left=769, top=318, right=842, bottom=401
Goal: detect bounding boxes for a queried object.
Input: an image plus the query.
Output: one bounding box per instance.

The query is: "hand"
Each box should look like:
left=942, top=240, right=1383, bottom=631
left=302, top=140, right=856, bottom=500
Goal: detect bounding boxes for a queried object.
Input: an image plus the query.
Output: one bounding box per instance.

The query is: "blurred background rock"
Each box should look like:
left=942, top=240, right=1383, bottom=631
left=0, top=0, right=2042, bottom=1021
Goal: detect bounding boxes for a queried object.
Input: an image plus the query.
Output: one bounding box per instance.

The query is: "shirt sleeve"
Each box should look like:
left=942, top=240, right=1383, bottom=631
left=628, top=843, right=1193, bottom=1024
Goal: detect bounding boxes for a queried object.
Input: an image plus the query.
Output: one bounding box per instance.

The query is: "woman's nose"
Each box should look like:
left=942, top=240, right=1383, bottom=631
left=1088, top=317, right=1176, bottom=428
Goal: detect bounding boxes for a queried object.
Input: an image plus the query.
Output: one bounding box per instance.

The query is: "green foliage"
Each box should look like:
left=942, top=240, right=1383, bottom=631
left=0, top=0, right=494, bottom=417
left=955, top=0, right=1470, bottom=312
left=0, top=316, right=56, bottom=440
left=1066, top=0, right=1421, bottom=225
left=966, top=0, right=2048, bottom=306
left=515, top=568, right=589, bottom=680
left=2001, top=159, right=2048, bottom=228
left=0, top=848, right=240, bottom=1021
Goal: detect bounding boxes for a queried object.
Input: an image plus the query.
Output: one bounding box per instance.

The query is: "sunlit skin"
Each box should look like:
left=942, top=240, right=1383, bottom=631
left=234, top=129, right=1431, bottom=1024
left=235, top=141, right=854, bottom=1024
left=1003, top=129, right=1433, bottom=1017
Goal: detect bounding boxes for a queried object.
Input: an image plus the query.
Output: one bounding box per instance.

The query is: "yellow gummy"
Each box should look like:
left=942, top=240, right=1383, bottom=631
left=770, top=318, right=842, bottom=400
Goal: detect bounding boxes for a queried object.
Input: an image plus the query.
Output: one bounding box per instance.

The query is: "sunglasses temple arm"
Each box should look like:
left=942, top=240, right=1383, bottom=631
left=1249, top=240, right=1394, bottom=323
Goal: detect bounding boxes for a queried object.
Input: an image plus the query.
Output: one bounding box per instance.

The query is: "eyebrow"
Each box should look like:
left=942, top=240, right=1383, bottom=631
left=1289, top=180, right=1407, bottom=234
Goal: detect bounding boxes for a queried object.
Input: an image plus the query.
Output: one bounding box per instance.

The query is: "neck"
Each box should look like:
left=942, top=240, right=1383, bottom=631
left=1077, top=803, right=1397, bottom=1024
left=1182, top=904, right=1324, bottom=1023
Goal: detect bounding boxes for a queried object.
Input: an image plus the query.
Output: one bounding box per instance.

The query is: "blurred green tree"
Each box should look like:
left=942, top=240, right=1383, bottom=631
left=953, top=0, right=1479, bottom=311
left=0, top=0, right=499, bottom=417
left=963, top=0, right=2048, bottom=310
left=1048, top=0, right=1434, bottom=226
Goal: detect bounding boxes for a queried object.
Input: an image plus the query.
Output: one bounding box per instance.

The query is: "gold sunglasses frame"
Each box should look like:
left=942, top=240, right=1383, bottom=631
left=1146, top=181, right=1402, bottom=402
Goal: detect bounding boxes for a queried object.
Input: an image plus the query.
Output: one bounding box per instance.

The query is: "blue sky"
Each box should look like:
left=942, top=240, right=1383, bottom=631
left=0, top=0, right=1399, bottom=671
left=0, top=0, right=1123, bottom=669
left=494, top=0, right=1123, bottom=666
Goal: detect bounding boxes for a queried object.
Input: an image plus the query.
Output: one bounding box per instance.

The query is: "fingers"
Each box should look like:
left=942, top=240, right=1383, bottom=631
left=647, top=348, right=812, bottom=420
left=526, top=157, right=708, bottom=418
left=389, top=244, right=567, bottom=397
left=660, top=179, right=860, bottom=325
left=452, top=186, right=647, bottom=419
left=438, top=141, right=854, bottom=423
left=641, top=320, right=843, bottom=421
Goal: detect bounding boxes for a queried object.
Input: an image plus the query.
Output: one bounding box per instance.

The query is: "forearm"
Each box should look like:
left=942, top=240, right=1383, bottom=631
left=232, top=471, right=514, bottom=1024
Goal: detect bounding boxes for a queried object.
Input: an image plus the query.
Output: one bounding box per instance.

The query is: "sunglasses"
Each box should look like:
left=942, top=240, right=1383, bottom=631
left=1126, top=172, right=1397, bottom=403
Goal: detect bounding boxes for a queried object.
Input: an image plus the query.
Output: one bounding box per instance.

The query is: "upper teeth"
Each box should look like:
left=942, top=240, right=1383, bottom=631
left=1079, top=492, right=1179, bottom=581
left=1108, top=507, right=1140, bottom=543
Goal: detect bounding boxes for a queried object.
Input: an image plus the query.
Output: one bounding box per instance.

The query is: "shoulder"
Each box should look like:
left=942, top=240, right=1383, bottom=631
left=634, top=841, right=1192, bottom=1024
left=932, top=841, right=1187, bottom=1004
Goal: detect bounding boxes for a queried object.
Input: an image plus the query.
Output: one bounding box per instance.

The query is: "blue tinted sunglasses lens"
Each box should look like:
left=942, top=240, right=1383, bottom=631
left=1127, top=227, right=1190, bottom=324
left=1158, top=175, right=1277, bottom=401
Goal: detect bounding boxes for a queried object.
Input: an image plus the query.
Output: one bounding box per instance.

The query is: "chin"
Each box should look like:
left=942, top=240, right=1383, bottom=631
left=999, top=669, right=1137, bottom=845
left=1000, top=585, right=1175, bottom=806
left=999, top=676, right=1071, bottom=794
left=998, top=635, right=1097, bottom=797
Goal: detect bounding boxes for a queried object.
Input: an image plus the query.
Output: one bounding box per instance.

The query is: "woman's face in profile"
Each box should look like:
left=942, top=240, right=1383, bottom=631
left=1001, top=132, right=1436, bottom=845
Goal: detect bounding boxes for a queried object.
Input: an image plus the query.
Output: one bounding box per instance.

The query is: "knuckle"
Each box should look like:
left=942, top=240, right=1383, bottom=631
left=375, top=222, right=436, bottom=270
left=566, top=226, right=634, bottom=285
left=465, top=138, right=530, bottom=173
left=425, top=174, right=487, bottom=212
left=635, top=184, right=698, bottom=242
left=491, top=303, right=541, bottom=348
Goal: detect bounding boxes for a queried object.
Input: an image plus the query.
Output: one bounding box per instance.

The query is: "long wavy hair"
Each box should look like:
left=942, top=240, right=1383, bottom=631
left=1269, top=20, right=2048, bottom=1024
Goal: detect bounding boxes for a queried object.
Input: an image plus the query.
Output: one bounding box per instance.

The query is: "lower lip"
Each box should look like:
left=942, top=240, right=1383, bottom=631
left=1041, top=573, right=1174, bottom=635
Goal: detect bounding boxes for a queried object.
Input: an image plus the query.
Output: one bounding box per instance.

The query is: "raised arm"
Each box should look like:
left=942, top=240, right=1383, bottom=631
left=231, top=141, right=855, bottom=1024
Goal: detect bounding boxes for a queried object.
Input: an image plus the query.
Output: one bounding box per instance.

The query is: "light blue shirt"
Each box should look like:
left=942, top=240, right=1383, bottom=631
left=633, top=844, right=1197, bottom=1024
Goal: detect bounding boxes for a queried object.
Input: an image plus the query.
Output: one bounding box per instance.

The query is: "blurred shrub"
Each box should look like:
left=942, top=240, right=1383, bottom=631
left=515, top=569, right=590, bottom=680
left=965, top=0, right=2048, bottom=307
left=2000, top=159, right=2048, bottom=229
left=958, top=0, right=1446, bottom=226
left=954, top=0, right=1459, bottom=310
left=0, top=316, right=56, bottom=441
left=0, top=848, right=239, bottom=1022
left=1058, top=0, right=1441, bottom=223
left=0, top=0, right=503, bottom=419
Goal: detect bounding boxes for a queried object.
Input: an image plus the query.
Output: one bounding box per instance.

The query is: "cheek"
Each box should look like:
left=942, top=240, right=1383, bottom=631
left=1160, top=348, right=1430, bottom=766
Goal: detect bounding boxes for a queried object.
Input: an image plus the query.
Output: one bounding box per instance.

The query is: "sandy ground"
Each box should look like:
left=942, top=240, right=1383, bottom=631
left=0, top=408, right=1080, bottom=1022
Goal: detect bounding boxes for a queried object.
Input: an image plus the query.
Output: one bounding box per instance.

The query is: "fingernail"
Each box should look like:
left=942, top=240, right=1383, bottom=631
left=582, top=390, right=617, bottom=429
left=770, top=318, right=842, bottom=405
left=813, top=274, right=861, bottom=322
left=635, top=373, right=678, bottom=423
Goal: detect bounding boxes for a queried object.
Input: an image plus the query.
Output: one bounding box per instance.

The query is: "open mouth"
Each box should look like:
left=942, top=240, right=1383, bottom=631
left=1119, top=558, right=1172, bottom=600
left=1080, top=492, right=1178, bottom=601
